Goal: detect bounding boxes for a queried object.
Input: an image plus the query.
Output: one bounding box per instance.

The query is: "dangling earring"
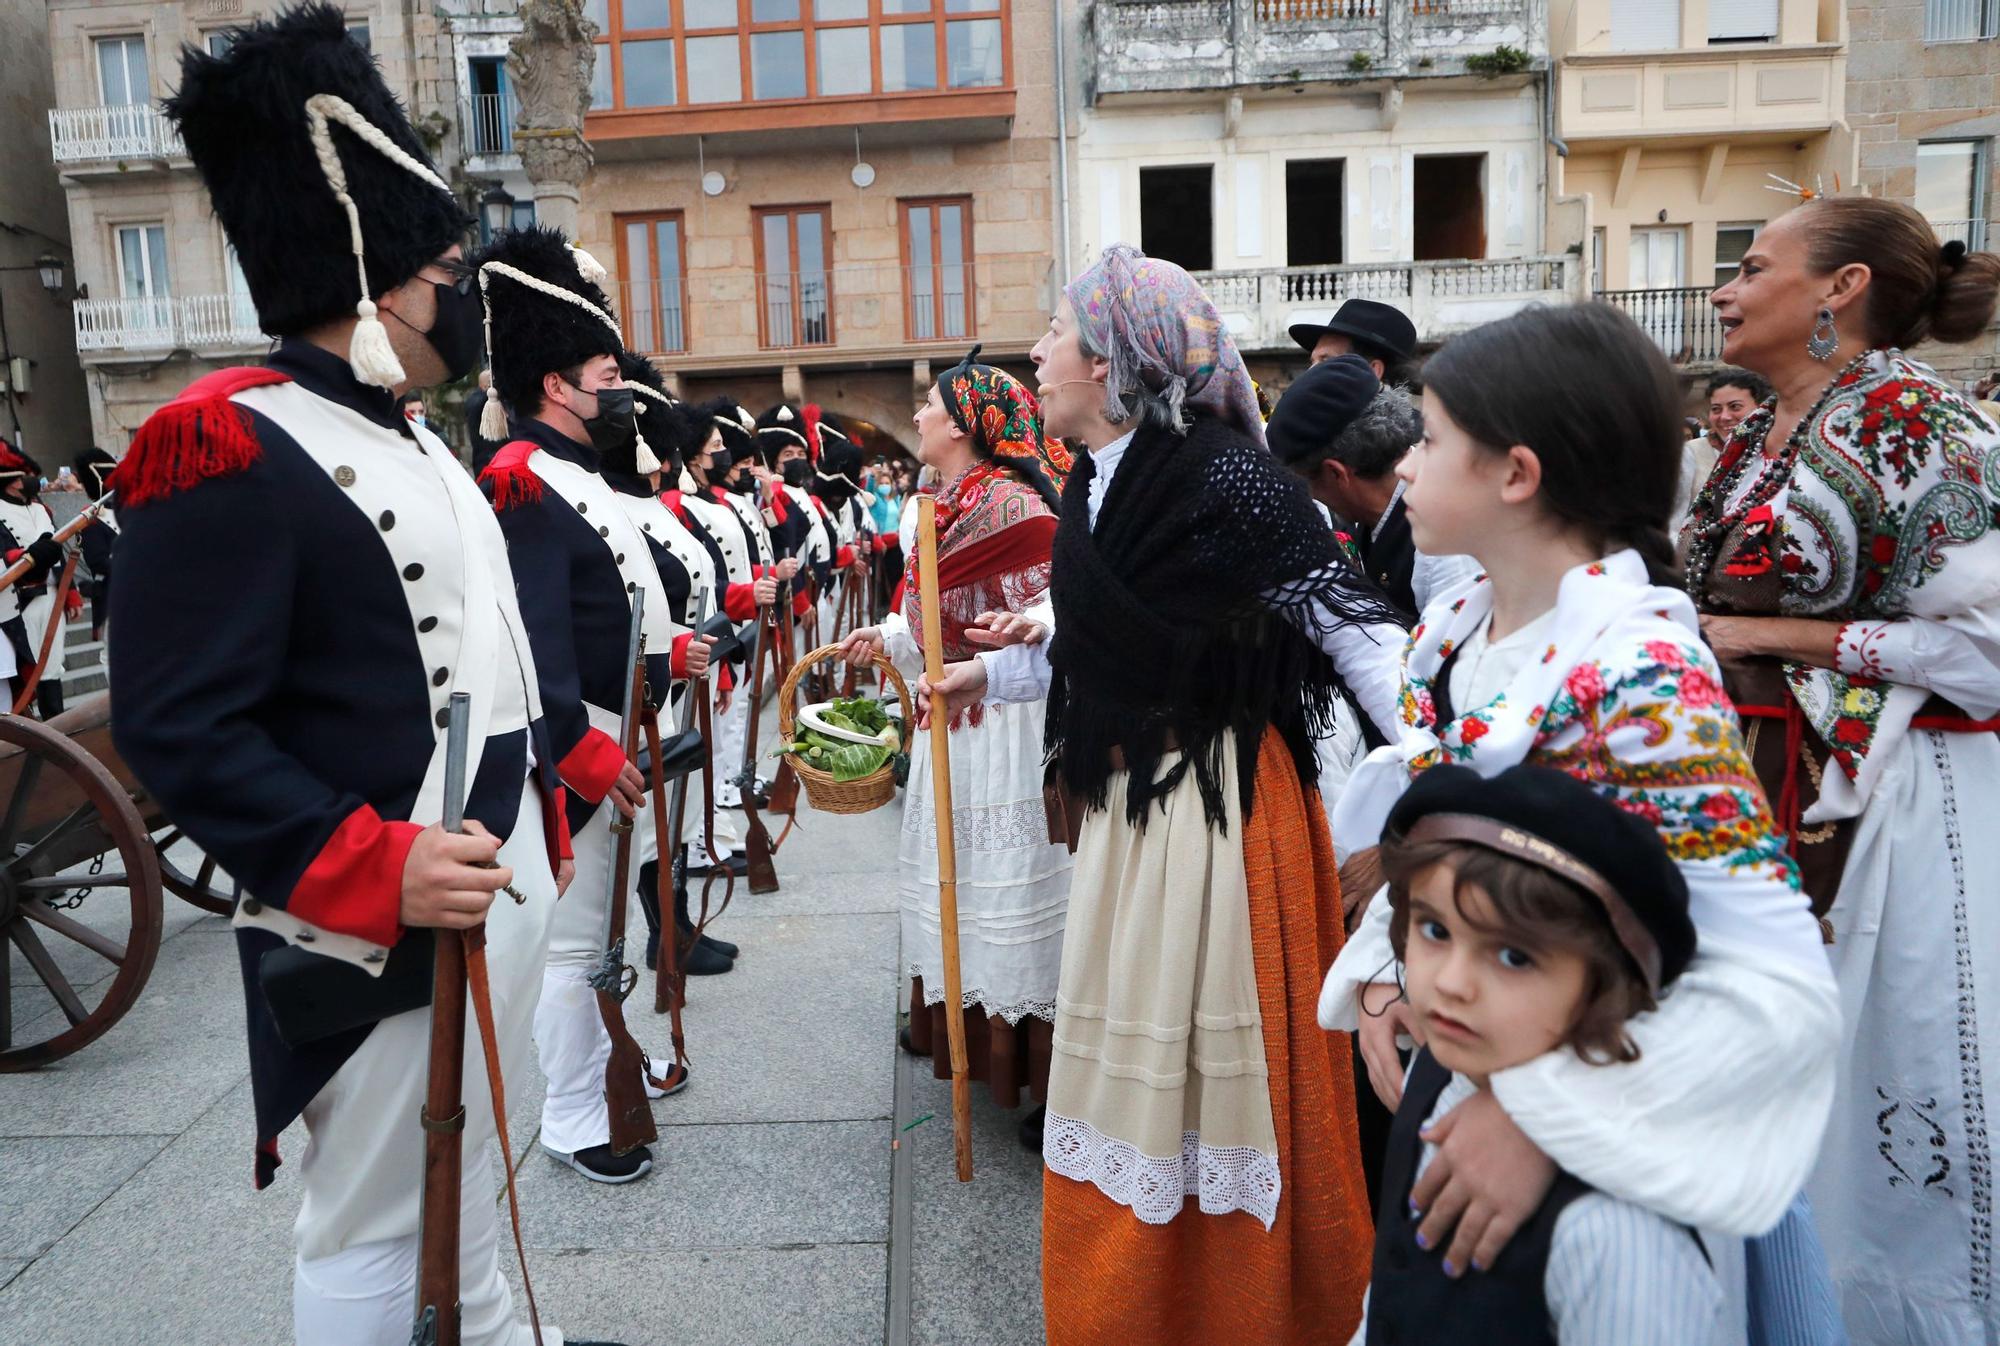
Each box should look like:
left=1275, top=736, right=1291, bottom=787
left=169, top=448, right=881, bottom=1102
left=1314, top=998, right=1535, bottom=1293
left=1807, top=306, right=1840, bottom=362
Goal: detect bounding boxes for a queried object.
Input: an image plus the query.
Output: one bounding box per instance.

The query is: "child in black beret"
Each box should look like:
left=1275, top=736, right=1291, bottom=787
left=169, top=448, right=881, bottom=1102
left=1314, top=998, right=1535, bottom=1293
left=1349, top=764, right=1717, bottom=1346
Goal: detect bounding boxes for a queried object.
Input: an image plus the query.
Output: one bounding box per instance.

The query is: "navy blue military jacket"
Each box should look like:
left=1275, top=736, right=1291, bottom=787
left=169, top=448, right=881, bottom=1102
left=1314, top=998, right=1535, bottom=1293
left=109, top=339, right=561, bottom=1185
left=484, top=418, right=672, bottom=834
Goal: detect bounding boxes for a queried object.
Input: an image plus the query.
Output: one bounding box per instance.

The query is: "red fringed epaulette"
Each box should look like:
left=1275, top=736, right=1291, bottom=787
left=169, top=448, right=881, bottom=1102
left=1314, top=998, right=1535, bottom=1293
left=661, top=489, right=692, bottom=526
left=115, top=367, right=293, bottom=508
left=811, top=495, right=831, bottom=519
left=480, top=440, right=545, bottom=512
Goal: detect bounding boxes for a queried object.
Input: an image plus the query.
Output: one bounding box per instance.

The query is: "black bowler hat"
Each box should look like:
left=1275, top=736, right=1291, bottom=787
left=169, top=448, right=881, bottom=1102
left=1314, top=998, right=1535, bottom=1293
left=1384, top=764, right=1697, bottom=994
left=1289, top=298, right=1418, bottom=364
left=1266, top=354, right=1379, bottom=466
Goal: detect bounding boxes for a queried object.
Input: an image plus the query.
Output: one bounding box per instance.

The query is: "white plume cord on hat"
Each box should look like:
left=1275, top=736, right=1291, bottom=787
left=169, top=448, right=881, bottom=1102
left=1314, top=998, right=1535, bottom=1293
left=760, top=426, right=809, bottom=449
left=474, top=258, right=623, bottom=441
left=303, top=93, right=451, bottom=391
left=815, top=468, right=861, bottom=490
left=627, top=379, right=680, bottom=476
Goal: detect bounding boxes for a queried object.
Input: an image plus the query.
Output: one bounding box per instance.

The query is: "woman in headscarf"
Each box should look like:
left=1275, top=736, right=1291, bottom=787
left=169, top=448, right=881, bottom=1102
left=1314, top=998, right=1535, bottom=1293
left=840, top=349, right=1076, bottom=1149
left=928, top=247, right=1408, bottom=1343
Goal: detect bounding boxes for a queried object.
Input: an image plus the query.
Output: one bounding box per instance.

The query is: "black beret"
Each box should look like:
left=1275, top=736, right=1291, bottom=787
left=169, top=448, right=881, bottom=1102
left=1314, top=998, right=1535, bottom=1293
left=1385, top=764, right=1696, bottom=992
left=1267, top=355, right=1380, bottom=466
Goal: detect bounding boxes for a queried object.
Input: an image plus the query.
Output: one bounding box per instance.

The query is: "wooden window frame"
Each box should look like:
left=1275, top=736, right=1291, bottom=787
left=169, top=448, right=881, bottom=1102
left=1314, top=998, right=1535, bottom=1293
left=898, top=196, right=975, bottom=343
left=592, top=0, right=1010, bottom=113
left=752, top=204, right=835, bottom=349
left=613, top=210, right=690, bottom=354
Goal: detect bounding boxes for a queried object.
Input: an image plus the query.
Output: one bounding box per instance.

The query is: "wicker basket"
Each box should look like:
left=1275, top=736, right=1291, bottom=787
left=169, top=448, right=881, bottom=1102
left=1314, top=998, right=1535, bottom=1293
left=776, top=644, right=913, bottom=815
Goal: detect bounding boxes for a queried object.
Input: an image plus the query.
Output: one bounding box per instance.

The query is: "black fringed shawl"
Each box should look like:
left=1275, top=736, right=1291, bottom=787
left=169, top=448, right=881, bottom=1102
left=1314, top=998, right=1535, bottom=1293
left=1044, top=413, right=1409, bottom=831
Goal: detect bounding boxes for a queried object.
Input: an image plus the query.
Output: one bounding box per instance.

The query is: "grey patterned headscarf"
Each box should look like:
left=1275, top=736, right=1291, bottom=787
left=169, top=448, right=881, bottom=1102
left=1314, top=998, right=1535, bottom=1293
left=1063, top=243, right=1266, bottom=446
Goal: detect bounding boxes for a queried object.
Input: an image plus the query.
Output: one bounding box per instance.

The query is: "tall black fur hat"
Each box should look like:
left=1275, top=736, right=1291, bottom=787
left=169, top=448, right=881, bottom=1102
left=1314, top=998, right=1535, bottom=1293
left=754, top=403, right=811, bottom=470
left=617, top=351, right=677, bottom=477
left=811, top=415, right=863, bottom=506
left=710, top=400, right=759, bottom=465
left=471, top=225, right=624, bottom=436
left=165, top=2, right=472, bottom=368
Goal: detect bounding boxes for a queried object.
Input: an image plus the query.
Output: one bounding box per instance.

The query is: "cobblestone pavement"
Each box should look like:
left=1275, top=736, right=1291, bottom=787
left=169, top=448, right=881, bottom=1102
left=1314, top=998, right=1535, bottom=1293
left=1, top=769, right=1047, bottom=1345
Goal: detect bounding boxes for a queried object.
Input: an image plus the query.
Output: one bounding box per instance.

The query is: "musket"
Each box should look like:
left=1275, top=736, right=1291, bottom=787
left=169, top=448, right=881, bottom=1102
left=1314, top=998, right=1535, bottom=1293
left=0, top=488, right=113, bottom=595
left=764, top=544, right=803, bottom=817
left=413, top=694, right=543, bottom=1345
left=586, top=589, right=660, bottom=1157
left=737, top=571, right=782, bottom=895
left=649, top=587, right=707, bottom=1047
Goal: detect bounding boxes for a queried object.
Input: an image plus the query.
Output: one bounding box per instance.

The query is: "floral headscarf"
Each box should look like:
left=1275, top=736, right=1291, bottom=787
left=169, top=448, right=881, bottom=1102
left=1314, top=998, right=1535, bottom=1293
left=939, top=345, right=1073, bottom=494
left=1063, top=243, right=1265, bottom=445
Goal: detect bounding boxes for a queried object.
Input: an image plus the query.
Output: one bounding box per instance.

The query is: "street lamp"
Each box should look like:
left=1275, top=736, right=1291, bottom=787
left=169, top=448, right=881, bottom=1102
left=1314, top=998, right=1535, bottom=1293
left=480, top=186, right=515, bottom=243
left=35, top=255, right=64, bottom=296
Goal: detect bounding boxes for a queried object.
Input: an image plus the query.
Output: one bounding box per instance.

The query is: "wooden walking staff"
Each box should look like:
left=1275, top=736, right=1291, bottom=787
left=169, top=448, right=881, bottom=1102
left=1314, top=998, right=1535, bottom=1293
left=914, top=494, right=974, bottom=1183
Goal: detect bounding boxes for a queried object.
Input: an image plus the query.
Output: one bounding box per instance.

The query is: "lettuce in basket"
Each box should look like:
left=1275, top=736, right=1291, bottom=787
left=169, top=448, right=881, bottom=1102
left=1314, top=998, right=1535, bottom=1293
left=780, top=728, right=892, bottom=782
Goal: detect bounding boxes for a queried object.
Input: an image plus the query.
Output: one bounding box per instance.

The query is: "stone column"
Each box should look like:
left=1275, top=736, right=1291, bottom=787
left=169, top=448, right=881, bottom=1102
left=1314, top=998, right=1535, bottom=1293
left=508, top=0, right=597, bottom=239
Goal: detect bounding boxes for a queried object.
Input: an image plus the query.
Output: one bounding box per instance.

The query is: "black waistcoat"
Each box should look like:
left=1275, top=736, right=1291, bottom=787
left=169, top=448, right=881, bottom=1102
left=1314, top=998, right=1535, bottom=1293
left=1365, top=1049, right=1589, bottom=1346
left=1357, top=496, right=1420, bottom=617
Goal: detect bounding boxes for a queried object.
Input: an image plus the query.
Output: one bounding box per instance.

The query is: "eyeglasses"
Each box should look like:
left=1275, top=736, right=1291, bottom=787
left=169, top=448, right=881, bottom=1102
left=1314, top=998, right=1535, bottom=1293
left=427, top=258, right=477, bottom=296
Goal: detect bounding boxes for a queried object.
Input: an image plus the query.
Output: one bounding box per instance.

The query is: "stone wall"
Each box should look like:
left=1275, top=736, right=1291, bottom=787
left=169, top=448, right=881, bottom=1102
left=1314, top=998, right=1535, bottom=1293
left=1848, top=0, right=2000, bottom=384
left=0, top=0, right=92, bottom=463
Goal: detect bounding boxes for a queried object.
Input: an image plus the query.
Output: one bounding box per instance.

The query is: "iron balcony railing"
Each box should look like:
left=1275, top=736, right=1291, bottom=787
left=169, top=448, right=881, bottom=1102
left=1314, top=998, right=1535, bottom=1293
left=1195, top=256, right=1576, bottom=348
left=464, top=91, right=517, bottom=158
left=73, top=293, right=265, bottom=353
left=1595, top=287, right=1728, bottom=366
left=48, top=104, right=184, bottom=163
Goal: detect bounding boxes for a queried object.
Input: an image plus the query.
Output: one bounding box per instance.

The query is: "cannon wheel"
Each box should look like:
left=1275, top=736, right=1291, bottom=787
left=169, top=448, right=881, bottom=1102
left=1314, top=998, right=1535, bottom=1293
left=154, top=828, right=234, bottom=916
left=0, top=715, right=164, bottom=1072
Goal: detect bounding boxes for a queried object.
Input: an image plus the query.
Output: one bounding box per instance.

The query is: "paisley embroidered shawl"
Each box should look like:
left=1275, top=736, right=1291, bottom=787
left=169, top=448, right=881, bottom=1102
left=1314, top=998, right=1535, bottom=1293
left=904, top=463, right=1056, bottom=661
left=1689, top=349, right=2000, bottom=814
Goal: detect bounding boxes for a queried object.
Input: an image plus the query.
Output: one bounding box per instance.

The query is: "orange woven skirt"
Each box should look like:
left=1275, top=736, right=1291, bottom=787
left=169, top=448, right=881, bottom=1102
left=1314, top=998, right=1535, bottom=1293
left=1041, top=731, right=1374, bottom=1345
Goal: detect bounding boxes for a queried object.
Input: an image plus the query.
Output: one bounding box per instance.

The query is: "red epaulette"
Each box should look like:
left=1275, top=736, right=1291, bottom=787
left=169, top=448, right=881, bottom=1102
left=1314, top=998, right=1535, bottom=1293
left=811, top=496, right=831, bottom=519
left=479, top=440, right=545, bottom=512
left=661, top=488, right=692, bottom=526
left=114, top=367, right=294, bottom=508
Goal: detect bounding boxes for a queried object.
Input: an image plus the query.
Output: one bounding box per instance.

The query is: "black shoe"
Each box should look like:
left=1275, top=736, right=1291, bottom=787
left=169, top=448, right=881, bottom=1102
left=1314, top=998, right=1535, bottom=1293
left=698, top=931, right=740, bottom=959
left=685, top=852, right=749, bottom=878
left=1018, top=1105, right=1046, bottom=1153
left=546, top=1141, right=653, bottom=1184
left=679, top=937, right=734, bottom=976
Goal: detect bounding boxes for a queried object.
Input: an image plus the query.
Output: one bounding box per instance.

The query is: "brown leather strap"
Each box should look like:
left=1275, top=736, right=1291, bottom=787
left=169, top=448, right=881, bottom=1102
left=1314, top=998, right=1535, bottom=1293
left=641, top=705, right=690, bottom=1076
left=464, top=928, right=543, bottom=1346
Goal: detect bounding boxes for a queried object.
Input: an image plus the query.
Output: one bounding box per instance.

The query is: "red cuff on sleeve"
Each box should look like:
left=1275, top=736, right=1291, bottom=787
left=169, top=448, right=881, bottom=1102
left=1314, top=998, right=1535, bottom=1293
left=835, top=545, right=855, bottom=568
left=717, top=662, right=735, bottom=692
left=4, top=549, right=21, bottom=564
left=287, top=806, right=419, bottom=948
left=872, top=535, right=892, bottom=554
left=671, top=631, right=694, bottom=678
left=557, top=725, right=628, bottom=804
left=792, top=590, right=812, bottom=618
left=724, top=581, right=759, bottom=621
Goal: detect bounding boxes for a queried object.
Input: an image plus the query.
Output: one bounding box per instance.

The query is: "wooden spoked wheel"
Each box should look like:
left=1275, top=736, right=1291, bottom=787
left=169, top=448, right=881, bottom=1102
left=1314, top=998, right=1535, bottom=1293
left=154, top=828, right=235, bottom=916
left=0, top=711, right=164, bottom=1071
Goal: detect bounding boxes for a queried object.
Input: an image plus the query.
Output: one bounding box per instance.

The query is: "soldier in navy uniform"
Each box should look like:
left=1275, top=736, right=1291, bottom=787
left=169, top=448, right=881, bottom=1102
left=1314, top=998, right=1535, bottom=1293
left=613, top=354, right=760, bottom=975
left=73, top=447, right=119, bottom=641
left=0, top=441, right=68, bottom=716
left=106, top=9, right=609, bottom=1344
left=471, top=225, right=689, bottom=1185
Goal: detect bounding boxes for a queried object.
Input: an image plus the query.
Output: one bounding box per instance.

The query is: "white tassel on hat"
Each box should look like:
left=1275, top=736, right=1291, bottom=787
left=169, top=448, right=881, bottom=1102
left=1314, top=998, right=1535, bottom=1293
left=480, top=385, right=511, bottom=441
left=634, top=433, right=663, bottom=475
left=569, top=245, right=610, bottom=287
left=303, top=94, right=452, bottom=390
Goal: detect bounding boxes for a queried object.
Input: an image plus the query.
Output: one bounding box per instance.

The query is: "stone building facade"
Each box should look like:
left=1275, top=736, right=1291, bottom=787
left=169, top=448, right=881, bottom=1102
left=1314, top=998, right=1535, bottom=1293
left=1553, top=0, right=1855, bottom=371
left=1075, top=0, right=1581, bottom=393
left=575, top=0, right=1059, bottom=455
left=1847, top=0, right=2000, bottom=384
left=44, top=0, right=516, bottom=452
left=0, top=0, right=92, bottom=466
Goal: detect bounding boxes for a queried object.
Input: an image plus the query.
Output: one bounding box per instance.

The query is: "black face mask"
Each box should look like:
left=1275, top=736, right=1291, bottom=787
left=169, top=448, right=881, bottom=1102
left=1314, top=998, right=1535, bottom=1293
left=781, top=459, right=812, bottom=488
left=423, top=277, right=485, bottom=382
left=565, top=382, right=637, bottom=460
left=729, top=469, right=757, bottom=495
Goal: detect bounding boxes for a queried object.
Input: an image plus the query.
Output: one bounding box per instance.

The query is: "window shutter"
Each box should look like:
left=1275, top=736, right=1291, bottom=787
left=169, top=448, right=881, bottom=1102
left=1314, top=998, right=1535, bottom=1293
left=1609, top=0, right=1681, bottom=51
